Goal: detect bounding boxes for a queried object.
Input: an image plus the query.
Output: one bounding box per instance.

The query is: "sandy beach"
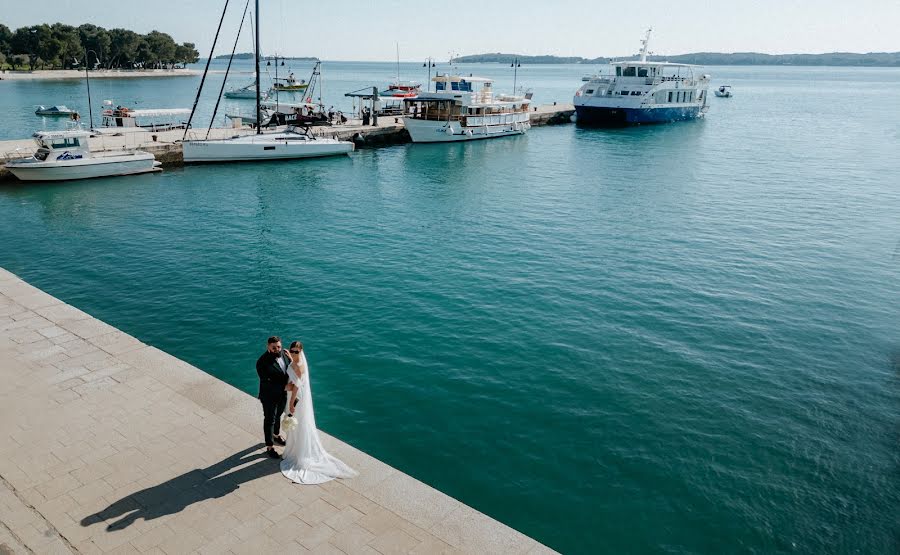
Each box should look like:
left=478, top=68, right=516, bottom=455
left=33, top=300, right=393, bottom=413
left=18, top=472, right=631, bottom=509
left=0, top=68, right=215, bottom=81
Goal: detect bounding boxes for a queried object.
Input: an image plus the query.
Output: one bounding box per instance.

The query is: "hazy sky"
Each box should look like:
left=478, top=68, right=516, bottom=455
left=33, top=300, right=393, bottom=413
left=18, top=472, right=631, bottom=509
left=2, top=0, right=898, bottom=61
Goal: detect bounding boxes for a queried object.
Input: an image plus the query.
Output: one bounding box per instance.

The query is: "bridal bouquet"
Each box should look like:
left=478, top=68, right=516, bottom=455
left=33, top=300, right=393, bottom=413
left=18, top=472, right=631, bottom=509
left=281, top=413, right=299, bottom=432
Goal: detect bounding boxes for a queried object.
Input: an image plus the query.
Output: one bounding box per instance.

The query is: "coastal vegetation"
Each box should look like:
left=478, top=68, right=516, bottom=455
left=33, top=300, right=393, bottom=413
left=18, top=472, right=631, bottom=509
left=454, top=51, right=900, bottom=67
left=0, top=23, right=199, bottom=71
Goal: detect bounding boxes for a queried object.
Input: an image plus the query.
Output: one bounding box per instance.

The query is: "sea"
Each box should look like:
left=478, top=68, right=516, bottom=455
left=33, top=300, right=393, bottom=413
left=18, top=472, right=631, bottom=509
left=1, top=62, right=898, bottom=554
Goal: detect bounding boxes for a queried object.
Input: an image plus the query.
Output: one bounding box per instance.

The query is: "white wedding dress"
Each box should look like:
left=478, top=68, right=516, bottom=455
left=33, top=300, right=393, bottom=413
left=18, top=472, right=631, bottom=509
left=281, top=352, right=357, bottom=484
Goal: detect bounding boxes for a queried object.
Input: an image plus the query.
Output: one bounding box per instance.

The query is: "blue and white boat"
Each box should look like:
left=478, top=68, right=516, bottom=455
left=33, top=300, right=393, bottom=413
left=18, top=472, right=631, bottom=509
left=574, top=29, right=710, bottom=126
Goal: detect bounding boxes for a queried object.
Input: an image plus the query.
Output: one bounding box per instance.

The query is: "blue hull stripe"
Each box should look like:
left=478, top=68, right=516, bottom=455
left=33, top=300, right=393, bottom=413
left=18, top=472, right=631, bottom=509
left=575, top=105, right=701, bottom=125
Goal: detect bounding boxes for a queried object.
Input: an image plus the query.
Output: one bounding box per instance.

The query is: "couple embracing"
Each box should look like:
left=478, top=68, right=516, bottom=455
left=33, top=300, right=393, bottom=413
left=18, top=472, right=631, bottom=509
left=256, top=336, right=356, bottom=484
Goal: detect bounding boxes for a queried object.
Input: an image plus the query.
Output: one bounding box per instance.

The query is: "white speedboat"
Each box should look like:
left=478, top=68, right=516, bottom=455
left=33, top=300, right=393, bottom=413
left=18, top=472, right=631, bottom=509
left=574, top=29, right=710, bottom=125
left=183, top=127, right=352, bottom=162
left=714, top=85, right=733, bottom=98
left=402, top=74, right=531, bottom=143
left=5, top=129, right=161, bottom=181
left=35, top=105, right=78, bottom=117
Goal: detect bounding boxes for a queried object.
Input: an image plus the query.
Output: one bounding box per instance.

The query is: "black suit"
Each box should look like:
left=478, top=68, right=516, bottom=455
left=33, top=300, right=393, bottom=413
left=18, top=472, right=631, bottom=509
left=256, top=350, right=290, bottom=447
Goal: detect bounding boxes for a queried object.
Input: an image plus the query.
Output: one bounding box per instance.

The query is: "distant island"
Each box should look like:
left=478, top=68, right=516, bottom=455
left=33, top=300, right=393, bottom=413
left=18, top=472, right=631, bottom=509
left=214, top=52, right=319, bottom=61
left=454, top=52, right=900, bottom=67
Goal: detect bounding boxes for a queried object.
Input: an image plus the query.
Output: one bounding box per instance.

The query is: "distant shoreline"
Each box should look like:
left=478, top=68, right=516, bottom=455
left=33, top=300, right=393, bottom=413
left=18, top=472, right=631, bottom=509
left=453, top=52, right=900, bottom=67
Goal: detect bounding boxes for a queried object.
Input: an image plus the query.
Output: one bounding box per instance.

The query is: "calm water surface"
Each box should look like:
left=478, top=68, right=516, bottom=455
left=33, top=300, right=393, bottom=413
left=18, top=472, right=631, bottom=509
left=1, top=65, right=899, bottom=554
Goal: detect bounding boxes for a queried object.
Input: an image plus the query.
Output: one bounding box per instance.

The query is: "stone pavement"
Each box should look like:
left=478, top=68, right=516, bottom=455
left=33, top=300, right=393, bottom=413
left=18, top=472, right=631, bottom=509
left=0, top=267, right=556, bottom=554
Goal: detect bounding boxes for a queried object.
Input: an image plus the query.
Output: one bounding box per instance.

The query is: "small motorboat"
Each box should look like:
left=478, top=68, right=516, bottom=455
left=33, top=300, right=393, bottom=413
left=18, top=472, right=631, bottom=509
left=714, top=85, right=733, bottom=98
left=224, top=83, right=269, bottom=100
left=35, top=105, right=79, bottom=117
left=5, top=129, right=161, bottom=181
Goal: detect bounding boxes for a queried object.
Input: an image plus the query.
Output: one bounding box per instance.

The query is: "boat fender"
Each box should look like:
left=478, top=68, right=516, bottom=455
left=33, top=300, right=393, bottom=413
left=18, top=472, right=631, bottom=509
left=466, top=129, right=473, bottom=137
left=445, top=127, right=454, bottom=135
left=352, top=133, right=365, bottom=143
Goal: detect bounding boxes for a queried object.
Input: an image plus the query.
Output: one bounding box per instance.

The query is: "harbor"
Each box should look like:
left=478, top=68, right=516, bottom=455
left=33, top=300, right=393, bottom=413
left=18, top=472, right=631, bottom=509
left=2, top=4, right=900, bottom=552
left=0, top=104, right=575, bottom=181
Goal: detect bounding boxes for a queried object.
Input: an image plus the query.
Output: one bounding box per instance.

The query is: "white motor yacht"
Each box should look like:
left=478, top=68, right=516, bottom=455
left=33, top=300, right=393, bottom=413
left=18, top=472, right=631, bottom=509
left=402, top=74, right=531, bottom=143
left=5, top=129, right=160, bottom=181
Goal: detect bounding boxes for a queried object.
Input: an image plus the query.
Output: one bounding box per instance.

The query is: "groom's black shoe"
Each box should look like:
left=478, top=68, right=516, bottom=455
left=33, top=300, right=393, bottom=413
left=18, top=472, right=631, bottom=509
left=266, top=448, right=282, bottom=459
left=272, top=436, right=286, bottom=446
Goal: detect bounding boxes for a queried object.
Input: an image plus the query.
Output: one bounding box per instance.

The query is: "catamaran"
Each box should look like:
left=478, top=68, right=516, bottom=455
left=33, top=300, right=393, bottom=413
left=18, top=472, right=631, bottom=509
left=574, top=29, right=710, bottom=125
left=182, top=0, right=353, bottom=163
left=402, top=74, right=531, bottom=143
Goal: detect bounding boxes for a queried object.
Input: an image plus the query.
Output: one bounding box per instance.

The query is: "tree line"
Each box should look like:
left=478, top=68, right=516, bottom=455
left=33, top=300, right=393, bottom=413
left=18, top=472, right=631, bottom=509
left=0, top=23, right=200, bottom=71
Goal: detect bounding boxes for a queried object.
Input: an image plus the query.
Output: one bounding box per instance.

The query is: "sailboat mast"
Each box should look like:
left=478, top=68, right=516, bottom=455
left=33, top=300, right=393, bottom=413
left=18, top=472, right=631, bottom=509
left=255, top=0, right=261, bottom=134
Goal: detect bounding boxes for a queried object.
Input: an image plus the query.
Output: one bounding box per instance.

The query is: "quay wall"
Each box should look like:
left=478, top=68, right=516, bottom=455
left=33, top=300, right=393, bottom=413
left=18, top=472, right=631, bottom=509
left=0, top=104, right=575, bottom=181
left=0, top=266, right=557, bottom=553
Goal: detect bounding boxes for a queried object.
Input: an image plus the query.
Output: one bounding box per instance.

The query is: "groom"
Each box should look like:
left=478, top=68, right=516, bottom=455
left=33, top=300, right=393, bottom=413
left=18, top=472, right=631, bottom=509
left=256, top=336, right=290, bottom=459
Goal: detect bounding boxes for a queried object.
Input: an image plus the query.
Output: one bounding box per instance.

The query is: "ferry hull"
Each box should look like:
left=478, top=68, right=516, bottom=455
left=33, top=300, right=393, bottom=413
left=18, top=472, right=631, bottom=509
left=575, top=105, right=702, bottom=126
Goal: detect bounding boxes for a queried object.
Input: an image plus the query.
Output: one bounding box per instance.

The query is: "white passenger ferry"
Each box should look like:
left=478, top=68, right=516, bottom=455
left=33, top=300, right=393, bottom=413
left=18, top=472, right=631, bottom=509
left=574, top=29, right=710, bottom=125
left=402, top=74, right=531, bottom=143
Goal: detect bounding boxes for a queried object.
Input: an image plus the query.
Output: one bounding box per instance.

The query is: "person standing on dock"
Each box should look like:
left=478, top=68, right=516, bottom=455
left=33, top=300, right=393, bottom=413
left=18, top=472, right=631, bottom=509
left=256, top=336, right=291, bottom=458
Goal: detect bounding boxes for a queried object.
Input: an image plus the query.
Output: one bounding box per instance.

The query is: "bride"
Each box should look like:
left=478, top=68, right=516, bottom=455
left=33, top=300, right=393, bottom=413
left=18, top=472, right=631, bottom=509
left=281, top=341, right=357, bottom=484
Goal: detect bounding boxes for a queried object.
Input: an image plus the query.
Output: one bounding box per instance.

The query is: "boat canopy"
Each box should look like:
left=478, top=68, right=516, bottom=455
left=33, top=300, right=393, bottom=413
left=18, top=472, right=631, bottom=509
left=124, top=109, right=191, bottom=117
left=32, top=129, right=90, bottom=140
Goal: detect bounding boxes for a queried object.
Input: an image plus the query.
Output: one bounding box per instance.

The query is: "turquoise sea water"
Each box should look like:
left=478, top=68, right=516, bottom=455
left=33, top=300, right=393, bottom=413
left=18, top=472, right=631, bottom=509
left=1, top=64, right=899, bottom=554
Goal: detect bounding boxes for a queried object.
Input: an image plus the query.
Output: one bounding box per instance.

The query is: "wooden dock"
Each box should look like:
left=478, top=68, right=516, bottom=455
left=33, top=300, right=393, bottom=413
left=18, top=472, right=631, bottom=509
left=0, top=105, right=575, bottom=182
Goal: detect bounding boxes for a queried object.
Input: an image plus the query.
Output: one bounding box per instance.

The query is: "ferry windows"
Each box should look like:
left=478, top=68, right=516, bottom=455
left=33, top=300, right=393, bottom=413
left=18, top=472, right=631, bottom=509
left=621, top=91, right=630, bottom=95
left=585, top=89, right=595, bottom=95
left=616, top=66, right=622, bottom=77
left=638, top=68, right=648, bottom=77
left=622, top=67, right=636, bottom=77
left=668, top=91, right=673, bottom=102
left=436, top=82, right=446, bottom=91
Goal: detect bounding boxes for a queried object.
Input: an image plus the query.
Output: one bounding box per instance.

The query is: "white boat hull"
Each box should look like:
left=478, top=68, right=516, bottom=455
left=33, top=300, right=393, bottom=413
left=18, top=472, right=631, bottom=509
left=403, top=117, right=529, bottom=143
left=5, top=152, right=160, bottom=181
left=183, top=133, right=354, bottom=162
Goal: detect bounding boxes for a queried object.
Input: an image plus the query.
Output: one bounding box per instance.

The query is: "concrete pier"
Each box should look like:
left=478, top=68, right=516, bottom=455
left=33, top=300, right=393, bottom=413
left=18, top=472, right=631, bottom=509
left=0, top=105, right=575, bottom=181
left=0, top=267, right=556, bottom=554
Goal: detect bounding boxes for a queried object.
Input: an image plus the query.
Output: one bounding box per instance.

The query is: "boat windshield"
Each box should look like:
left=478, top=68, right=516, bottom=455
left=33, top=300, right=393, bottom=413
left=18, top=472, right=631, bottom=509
left=39, top=137, right=82, bottom=149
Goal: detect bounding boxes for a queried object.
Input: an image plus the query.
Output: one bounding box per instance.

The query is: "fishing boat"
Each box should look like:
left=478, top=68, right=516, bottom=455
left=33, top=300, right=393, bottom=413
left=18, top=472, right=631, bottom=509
left=34, top=105, right=78, bottom=117
left=386, top=80, right=421, bottom=98
left=574, top=29, right=711, bottom=125
left=272, top=73, right=308, bottom=91
left=401, top=74, right=530, bottom=143
left=714, top=85, right=733, bottom=98
left=182, top=0, right=353, bottom=163
left=4, top=129, right=160, bottom=181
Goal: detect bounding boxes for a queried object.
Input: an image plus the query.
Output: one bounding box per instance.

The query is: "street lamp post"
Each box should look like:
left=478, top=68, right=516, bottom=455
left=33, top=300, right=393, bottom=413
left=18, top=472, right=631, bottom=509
left=83, top=49, right=97, bottom=128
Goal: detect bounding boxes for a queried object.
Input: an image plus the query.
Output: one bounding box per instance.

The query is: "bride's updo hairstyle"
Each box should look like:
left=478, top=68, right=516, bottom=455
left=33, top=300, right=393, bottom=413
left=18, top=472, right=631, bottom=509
left=290, top=340, right=303, bottom=352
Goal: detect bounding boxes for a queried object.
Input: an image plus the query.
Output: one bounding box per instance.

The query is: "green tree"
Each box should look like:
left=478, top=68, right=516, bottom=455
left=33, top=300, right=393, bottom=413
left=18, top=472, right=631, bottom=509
left=145, top=30, right=177, bottom=67
left=77, top=24, right=111, bottom=66
left=50, top=24, right=82, bottom=69
left=107, top=28, right=140, bottom=68
left=11, top=25, right=51, bottom=70
left=174, top=42, right=199, bottom=65
left=0, top=24, right=12, bottom=65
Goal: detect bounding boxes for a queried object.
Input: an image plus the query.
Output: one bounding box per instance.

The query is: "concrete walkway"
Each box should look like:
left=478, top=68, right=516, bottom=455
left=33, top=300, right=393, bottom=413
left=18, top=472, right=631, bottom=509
left=0, top=267, right=555, bottom=554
